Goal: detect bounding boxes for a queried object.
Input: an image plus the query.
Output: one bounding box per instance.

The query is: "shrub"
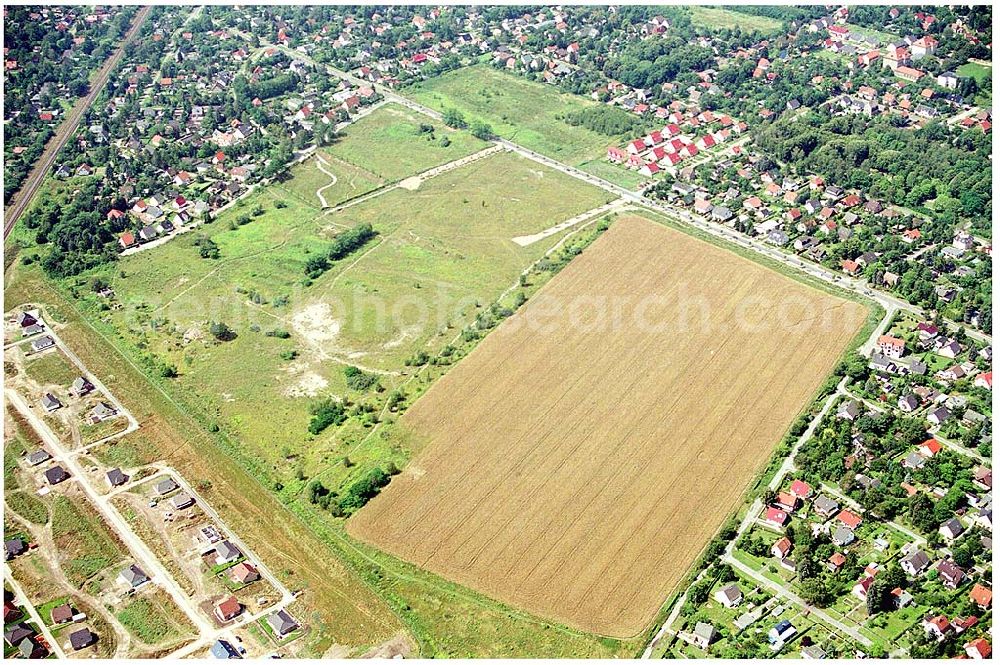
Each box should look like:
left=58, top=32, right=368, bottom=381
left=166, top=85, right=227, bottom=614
left=308, top=399, right=346, bottom=435
left=344, top=365, right=380, bottom=391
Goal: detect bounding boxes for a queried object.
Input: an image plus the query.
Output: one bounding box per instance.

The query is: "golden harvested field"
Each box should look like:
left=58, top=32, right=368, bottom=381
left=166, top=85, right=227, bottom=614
left=348, top=215, right=868, bottom=637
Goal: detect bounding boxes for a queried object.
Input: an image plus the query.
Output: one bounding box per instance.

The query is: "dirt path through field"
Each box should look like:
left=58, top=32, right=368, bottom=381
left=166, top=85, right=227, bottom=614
left=314, top=153, right=339, bottom=208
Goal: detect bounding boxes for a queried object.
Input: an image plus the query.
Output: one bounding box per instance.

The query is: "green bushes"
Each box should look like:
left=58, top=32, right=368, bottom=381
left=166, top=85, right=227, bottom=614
left=338, top=468, right=391, bottom=511
left=303, top=223, right=377, bottom=278
left=307, top=399, right=346, bottom=435
left=344, top=365, right=381, bottom=392
left=562, top=106, right=645, bottom=136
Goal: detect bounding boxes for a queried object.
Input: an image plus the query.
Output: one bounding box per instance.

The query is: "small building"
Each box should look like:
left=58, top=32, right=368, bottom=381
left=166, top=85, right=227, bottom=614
left=970, top=583, right=992, bottom=610
left=68, top=627, right=95, bottom=650
left=71, top=377, right=94, bottom=396
left=836, top=510, right=862, bottom=530
left=88, top=402, right=118, bottom=423
left=771, top=536, right=792, bottom=559
left=119, top=564, right=149, bottom=589
left=215, top=596, right=242, bottom=622
left=26, top=449, right=51, bottom=466
left=813, top=495, right=839, bottom=519
left=768, top=619, right=796, bottom=647
left=44, top=466, right=69, bottom=485
left=965, top=637, right=992, bottom=659
left=936, top=559, right=966, bottom=589
left=5, top=538, right=27, bottom=560
left=691, top=622, right=717, bottom=649
left=714, top=584, right=743, bottom=609
left=215, top=540, right=242, bottom=565
left=171, top=492, right=195, bottom=510
left=4, top=624, right=34, bottom=647
left=154, top=477, right=179, bottom=495
left=229, top=562, right=259, bottom=585
left=939, top=518, right=964, bottom=541
left=266, top=609, right=298, bottom=637
left=51, top=604, right=74, bottom=624
left=832, top=525, right=855, bottom=547
left=901, top=550, right=931, bottom=576
left=210, top=639, right=241, bottom=659
left=764, top=507, right=789, bottom=528
left=40, top=393, right=62, bottom=412
left=30, top=335, right=55, bottom=352
left=828, top=552, right=847, bottom=571
left=106, top=468, right=128, bottom=488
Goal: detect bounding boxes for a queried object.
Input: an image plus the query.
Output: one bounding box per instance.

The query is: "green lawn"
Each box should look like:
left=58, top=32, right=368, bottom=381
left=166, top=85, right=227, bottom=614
left=279, top=102, right=489, bottom=210
left=688, top=7, right=784, bottom=33
left=6, top=491, right=48, bottom=525
left=279, top=154, right=383, bottom=210
left=842, top=23, right=901, bottom=46
left=957, top=62, right=992, bottom=105
left=89, top=431, right=162, bottom=469
left=404, top=65, right=620, bottom=166
left=957, top=61, right=992, bottom=86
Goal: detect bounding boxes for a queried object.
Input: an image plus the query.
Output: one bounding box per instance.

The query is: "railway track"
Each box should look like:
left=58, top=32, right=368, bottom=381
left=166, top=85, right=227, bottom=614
left=3, top=5, right=152, bottom=239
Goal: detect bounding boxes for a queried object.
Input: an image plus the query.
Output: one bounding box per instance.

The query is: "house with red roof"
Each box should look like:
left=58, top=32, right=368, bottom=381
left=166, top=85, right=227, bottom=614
left=627, top=139, right=646, bottom=155
left=852, top=575, right=876, bottom=600
left=771, top=536, right=792, bottom=559
left=877, top=335, right=905, bottom=359
left=836, top=510, right=862, bottom=530
left=696, top=134, right=715, bottom=150
left=974, top=372, right=992, bottom=390
left=776, top=492, right=799, bottom=512
left=639, top=162, right=660, bottom=177
left=966, top=638, right=992, bottom=659
left=789, top=480, right=812, bottom=498
left=970, top=583, right=992, bottom=609
left=119, top=231, right=136, bottom=249
left=764, top=507, right=789, bottom=528
left=923, top=614, right=952, bottom=640
left=919, top=438, right=942, bottom=457
left=607, top=146, right=626, bottom=163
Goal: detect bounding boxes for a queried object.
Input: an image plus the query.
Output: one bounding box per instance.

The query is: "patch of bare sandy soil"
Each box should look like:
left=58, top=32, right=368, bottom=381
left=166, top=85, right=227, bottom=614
left=290, top=302, right=342, bottom=346
left=397, top=176, right=422, bottom=191
left=280, top=359, right=330, bottom=398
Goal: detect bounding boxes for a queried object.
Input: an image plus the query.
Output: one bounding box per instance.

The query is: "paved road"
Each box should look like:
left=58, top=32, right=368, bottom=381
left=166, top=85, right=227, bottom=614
left=3, top=6, right=152, bottom=239
left=3, top=566, right=67, bottom=658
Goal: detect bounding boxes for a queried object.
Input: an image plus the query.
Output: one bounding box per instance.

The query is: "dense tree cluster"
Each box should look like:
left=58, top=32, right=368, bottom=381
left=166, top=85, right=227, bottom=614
left=755, top=112, right=992, bottom=233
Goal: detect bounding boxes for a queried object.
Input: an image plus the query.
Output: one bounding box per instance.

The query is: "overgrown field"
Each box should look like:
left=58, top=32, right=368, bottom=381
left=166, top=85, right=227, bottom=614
left=278, top=102, right=488, bottom=209
left=69, top=150, right=611, bottom=479
left=404, top=65, right=626, bottom=174
left=688, top=6, right=784, bottom=33
left=348, top=215, right=868, bottom=637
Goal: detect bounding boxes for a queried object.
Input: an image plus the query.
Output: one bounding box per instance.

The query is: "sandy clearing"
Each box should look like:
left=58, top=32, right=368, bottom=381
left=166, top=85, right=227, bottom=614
left=398, top=176, right=422, bottom=191
left=348, top=215, right=868, bottom=638
left=290, top=302, right=342, bottom=346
